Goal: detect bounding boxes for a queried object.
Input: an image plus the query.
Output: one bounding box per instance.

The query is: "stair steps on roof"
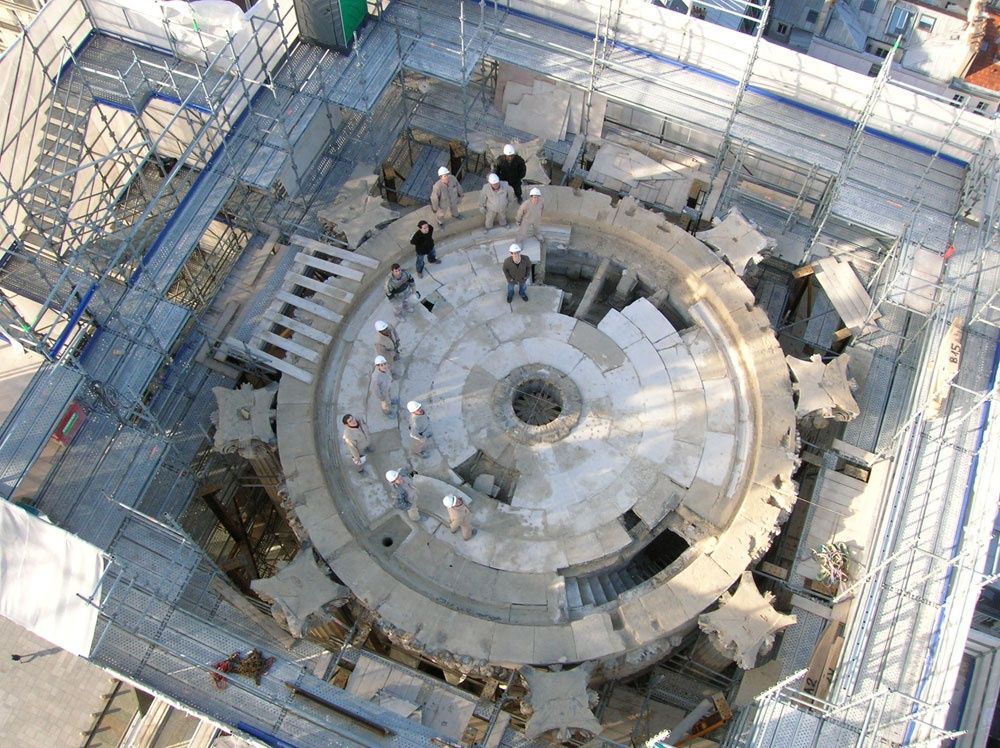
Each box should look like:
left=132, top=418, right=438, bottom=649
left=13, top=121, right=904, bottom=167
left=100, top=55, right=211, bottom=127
left=219, top=236, right=379, bottom=384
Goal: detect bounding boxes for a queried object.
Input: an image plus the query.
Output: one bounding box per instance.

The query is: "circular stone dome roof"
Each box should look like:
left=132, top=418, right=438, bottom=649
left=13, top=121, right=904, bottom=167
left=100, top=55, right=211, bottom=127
left=277, top=188, right=797, bottom=678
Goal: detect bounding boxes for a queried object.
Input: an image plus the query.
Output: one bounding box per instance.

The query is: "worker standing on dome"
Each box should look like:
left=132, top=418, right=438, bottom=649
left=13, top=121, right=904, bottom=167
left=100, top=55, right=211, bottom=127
left=516, top=187, right=544, bottom=242
left=386, top=469, right=420, bottom=522
left=480, top=173, right=516, bottom=230
left=341, top=414, right=370, bottom=472
left=430, top=166, right=463, bottom=227
left=370, top=355, right=397, bottom=417
left=406, top=400, right=432, bottom=458
left=384, top=263, right=416, bottom=319
left=442, top=494, right=474, bottom=540
left=374, top=319, right=400, bottom=372
left=494, top=143, right=527, bottom=202
left=503, top=243, right=531, bottom=303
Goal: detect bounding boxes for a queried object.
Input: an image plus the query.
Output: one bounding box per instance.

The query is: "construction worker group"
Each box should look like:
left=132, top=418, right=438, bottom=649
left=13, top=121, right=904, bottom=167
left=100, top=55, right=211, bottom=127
left=340, top=144, right=547, bottom=541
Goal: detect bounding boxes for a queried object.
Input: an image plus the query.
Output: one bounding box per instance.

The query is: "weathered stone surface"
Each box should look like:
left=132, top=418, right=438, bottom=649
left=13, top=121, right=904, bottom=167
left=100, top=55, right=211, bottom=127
left=274, top=187, right=797, bottom=676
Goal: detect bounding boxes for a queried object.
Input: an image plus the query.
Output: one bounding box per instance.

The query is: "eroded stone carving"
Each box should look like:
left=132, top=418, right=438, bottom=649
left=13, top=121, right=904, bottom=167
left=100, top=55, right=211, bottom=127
left=250, top=550, right=351, bottom=638
left=697, top=571, right=796, bottom=669
left=520, top=664, right=602, bottom=741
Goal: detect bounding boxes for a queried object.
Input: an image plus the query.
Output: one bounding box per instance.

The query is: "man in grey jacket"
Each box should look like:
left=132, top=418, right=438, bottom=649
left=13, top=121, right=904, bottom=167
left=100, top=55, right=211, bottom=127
left=374, top=319, right=400, bottom=370
left=406, top=400, right=432, bottom=458
left=370, top=355, right=396, bottom=416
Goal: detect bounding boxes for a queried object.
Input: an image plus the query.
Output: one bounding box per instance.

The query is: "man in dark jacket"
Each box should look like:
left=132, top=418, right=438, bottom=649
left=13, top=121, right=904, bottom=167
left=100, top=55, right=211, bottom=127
left=502, top=243, right=531, bottom=303
left=409, top=220, right=440, bottom=277
left=494, top=144, right=527, bottom=202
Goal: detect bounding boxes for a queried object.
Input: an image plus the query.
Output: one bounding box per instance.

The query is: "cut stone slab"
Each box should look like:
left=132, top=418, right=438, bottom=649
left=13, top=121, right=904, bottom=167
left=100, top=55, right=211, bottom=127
left=504, top=85, right=571, bottom=141
left=597, top=309, right=643, bottom=349
left=589, top=142, right=683, bottom=185
left=696, top=206, right=773, bottom=275
left=622, top=297, right=677, bottom=343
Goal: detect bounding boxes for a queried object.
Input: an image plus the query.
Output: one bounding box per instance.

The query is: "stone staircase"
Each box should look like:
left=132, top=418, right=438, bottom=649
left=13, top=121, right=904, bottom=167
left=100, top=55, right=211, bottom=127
left=564, top=557, right=661, bottom=611
left=220, top=234, right=380, bottom=383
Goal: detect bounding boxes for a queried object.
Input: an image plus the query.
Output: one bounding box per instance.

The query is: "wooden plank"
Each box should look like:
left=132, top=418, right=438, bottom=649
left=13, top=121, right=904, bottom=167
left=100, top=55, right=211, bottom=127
left=275, top=291, right=343, bottom=323
left=291, top=234, right=380, bottom=269
left=254, top=330, right=320, bottom=362
left=294, top=251, right=365, bottom=282
left=287, top=272, right=354, bottom=302
left=262, top=310, right=332, bottom=345
left=223, top=336, right=313, bottom=383
left=814, top=257, right=875, bottom=335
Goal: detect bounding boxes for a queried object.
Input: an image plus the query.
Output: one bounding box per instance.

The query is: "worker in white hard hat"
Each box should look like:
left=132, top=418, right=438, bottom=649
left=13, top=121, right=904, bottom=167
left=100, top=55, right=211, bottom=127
left=494, top=143, right=527, bottom=202
left=406, top=400, right=432, bottom=458
left=386, top=469, right=420, bottom=522
left=479, top=173, right=516, bottom=230
left=374, top=319, right=400, bottom=371
left=341, top=413, right=370, bottom=472
left=502, top=243, right=531, bottom=303
left=516, top=187, right=544, bottom=242
left=369, top=355, right=397, bottom=416
left=442, top=494, right=473, bottom=541
left=430, top=165, right=463, bottom=227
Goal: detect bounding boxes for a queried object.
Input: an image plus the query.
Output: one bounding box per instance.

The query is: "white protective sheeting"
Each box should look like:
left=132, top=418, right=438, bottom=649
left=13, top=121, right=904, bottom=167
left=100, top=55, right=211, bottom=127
left=0, top=500, right=104, bottom=657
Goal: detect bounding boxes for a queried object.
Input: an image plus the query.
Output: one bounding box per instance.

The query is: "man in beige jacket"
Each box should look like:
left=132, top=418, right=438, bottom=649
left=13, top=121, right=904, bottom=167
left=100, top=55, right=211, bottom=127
left=442, top=494, right=473, bottom=540
left=430, top=166, right=463, bottom=226
left=479, top=173, right=516, bottom=229
left=516, top=187, right=544, bottom=242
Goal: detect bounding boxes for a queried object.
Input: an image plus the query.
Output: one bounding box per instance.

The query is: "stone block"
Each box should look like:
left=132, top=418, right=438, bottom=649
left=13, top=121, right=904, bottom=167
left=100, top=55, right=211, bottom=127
left=618, top=594, right=670, bottom=645
left=569, top=321, right=627, bottom=372
left=702, top=377, right=737, bottom=434
left=491, top=623, right=532, bottom=665
left=570, top=613, right=626, bottom=659
left=634, top=424, right=676, bottom=466
left=597, top=309, right=643, bottom=349
left=622, top=297, right=677, bottom=343
left=533, top=625, right=578, bottom=664
left=664, top=436, right=702, bottom=487
left=679, top=477, right=729, bottom=528
left=631, top=476, right=683, bottom=527
left=660, top=344, right=701, bottom=390
left=444, top=617, right=497, bottom=661
left=697, top=432, right=736, bottom=488
left=488, top=312, right=532, bottom=343
left=683, top=327, right=729, bottom=382
left=493, top=571, right=552, bottom=606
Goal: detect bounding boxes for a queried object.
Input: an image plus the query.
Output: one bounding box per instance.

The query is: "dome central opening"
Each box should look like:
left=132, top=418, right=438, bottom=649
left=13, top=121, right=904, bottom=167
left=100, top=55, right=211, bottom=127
left=511, top=378, right=564, bottom=426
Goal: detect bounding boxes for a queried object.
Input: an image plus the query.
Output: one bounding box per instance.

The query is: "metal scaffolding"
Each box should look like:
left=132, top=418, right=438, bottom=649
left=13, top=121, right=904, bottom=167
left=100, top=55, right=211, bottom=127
left=0, top=0, right=997, bottom=744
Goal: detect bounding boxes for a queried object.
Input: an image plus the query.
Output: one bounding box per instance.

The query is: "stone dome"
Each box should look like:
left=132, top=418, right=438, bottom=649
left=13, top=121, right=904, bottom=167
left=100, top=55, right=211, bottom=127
left=277, top=187, right=797, bottom=679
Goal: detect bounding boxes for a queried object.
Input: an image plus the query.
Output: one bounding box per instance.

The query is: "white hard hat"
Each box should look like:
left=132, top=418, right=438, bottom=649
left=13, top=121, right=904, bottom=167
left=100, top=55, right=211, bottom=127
left=406, top=400, right=422, bottom=413
left=509, top=243, right=522, bottom=254
left=529, top=187, right=542, bottom=197
left=375, top=320, right=389, bottom=332
left=385, top=470, right=399, bottom=482
left=442, top=494, right=459, bottom=508
left=374, top=355, right=388, bottom=365
left=488, top=173, right=500, bottom=185
left=503, top=144, right=516, bottom=156
left=437, top=166, right=450, bottom=176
